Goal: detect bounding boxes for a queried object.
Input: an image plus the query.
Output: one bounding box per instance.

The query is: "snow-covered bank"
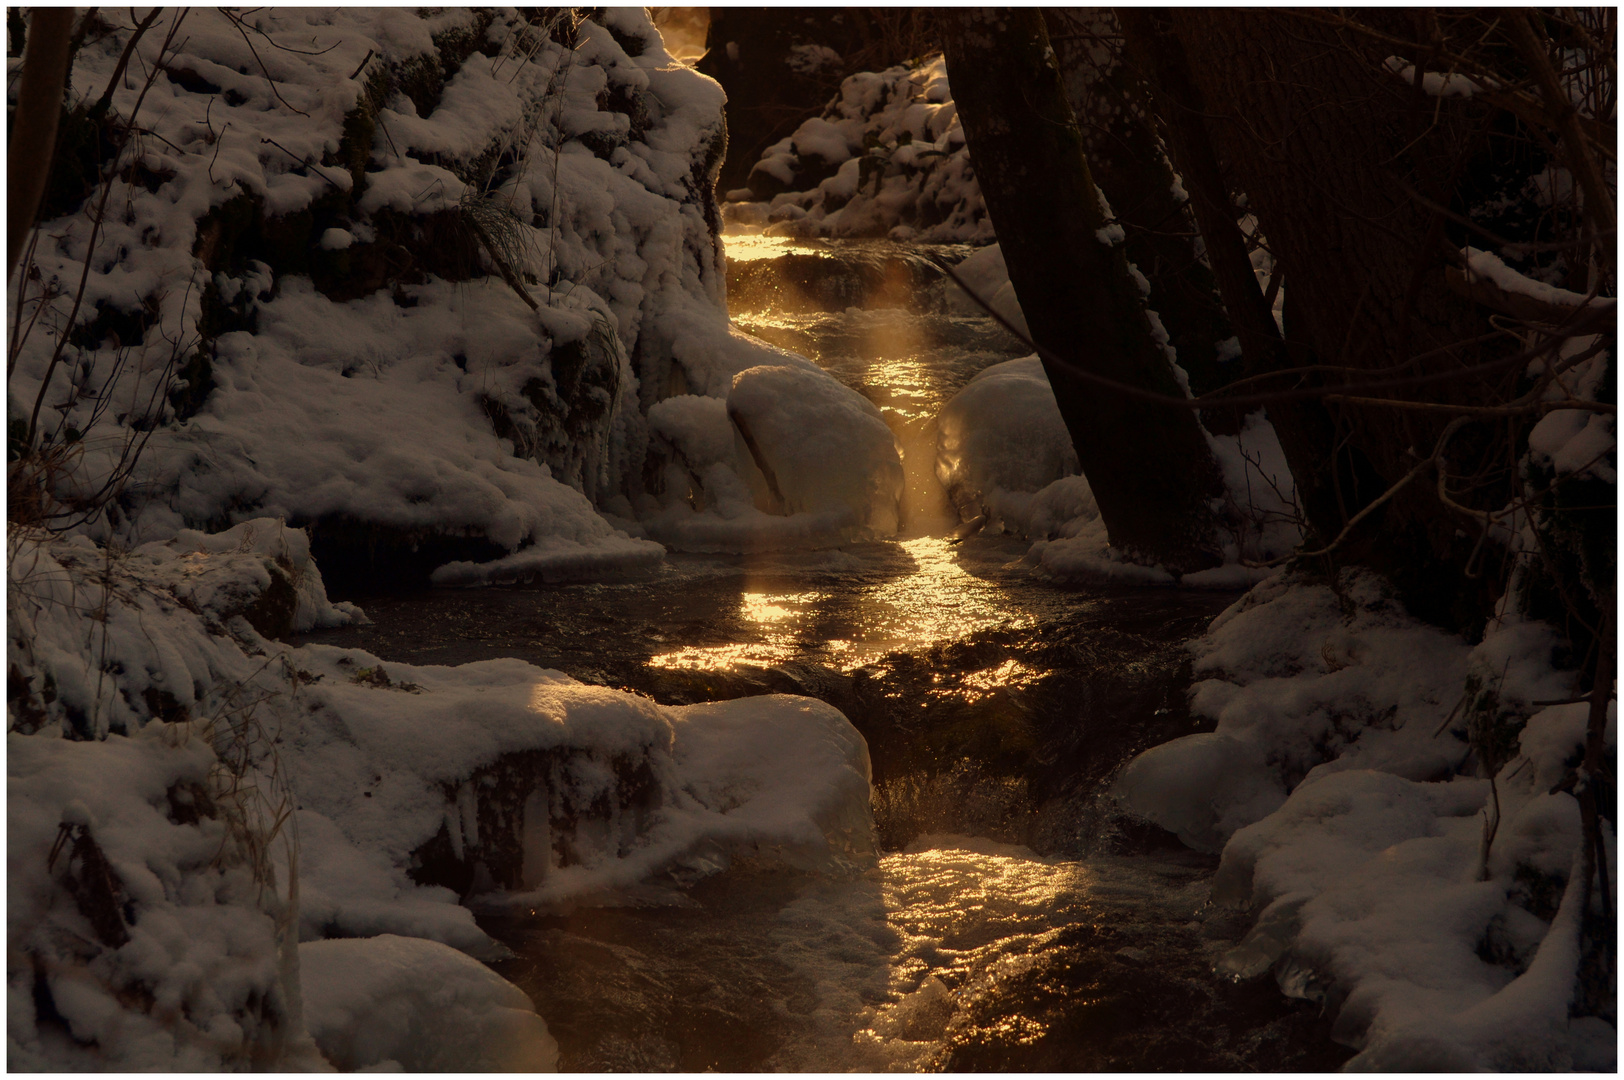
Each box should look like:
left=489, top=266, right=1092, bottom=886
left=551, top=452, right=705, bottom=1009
left=11, top=8, right=902, bottom=585
left=724, top=55, right=991, bottom=243
left=7, top=522, right=875, bottom=1070
left=1112, top=569, right=1617, bottom=1070
left=933, top=352, right=1298, bottom=586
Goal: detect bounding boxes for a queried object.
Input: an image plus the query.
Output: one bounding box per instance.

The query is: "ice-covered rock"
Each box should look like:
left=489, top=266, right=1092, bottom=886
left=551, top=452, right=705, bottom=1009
left=300, top=934, right=558, bottom=1071
left=944, top=243, right=1029, bottom=337
left=935, top=356, right=1079, bottom=531
left=727, top=364, right=905, bottom=535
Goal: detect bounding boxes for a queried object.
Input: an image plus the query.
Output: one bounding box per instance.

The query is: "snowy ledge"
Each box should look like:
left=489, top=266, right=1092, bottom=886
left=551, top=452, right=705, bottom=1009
left=8, top=523, right=874, bottom=1071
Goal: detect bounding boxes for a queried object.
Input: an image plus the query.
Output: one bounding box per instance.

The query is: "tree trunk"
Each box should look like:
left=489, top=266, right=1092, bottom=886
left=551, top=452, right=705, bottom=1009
left=1045, top=9, right=1239, bottom=419
left=1164, top=10, right=1518, bottom=629
left=942, top=8, right=1225, bottom=574
left=8, top=8, right=74, bottom=277
left=1115, top=8, right=1379, bottom=548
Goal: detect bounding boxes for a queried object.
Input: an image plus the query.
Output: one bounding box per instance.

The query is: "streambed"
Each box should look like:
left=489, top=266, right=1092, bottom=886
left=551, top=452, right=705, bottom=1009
left=295, top=236, right=1349, bottom=1070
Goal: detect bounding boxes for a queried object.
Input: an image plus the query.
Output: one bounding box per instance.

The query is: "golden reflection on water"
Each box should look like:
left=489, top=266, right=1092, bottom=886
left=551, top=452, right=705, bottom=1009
left=722, top=233, right=826, bottom=263
left=851, top=842, right=1094, bottom=1060
left=960, top=658, right=1041, bottom=700
left=648, top=538, right=1034, bottom=677
left=860, top=537, right=1036, bottom=654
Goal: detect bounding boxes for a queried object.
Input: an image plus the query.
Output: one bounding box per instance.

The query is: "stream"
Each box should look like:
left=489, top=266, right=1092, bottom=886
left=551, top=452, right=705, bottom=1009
left=295, top=235, right=1350, bottom=1070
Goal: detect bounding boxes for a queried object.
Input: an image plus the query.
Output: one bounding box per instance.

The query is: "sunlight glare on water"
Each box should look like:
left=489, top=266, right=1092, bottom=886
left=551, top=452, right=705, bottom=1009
left=761, top=838, right=1200, bottom=1071
left=648, top=537, right=1035, bottom=676
left=722, top=232, right=828, bottom=262
left=857, top=537, right=1038, bottom=651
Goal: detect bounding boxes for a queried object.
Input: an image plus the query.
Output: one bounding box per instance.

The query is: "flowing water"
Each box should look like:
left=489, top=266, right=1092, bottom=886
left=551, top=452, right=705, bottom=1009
left=296, top=235, right=1350, bottom=1070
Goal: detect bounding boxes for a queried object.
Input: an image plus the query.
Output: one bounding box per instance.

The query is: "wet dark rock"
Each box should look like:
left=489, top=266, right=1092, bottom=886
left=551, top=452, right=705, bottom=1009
left=305, top=517, right=509, bottom=595
left=407, top=748, right=662, bottom=898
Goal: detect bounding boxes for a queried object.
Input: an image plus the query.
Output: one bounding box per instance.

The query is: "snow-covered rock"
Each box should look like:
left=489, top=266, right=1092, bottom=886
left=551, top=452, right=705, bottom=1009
left=935, top=356, right=1079, bottom=530
left=727, top=364, right=904, bottom=534
left=943, top=243, right=1028, bottom=336
left=932, top=356, right=1299, bottom=584
left=7, top=521, right=876, bottom=1070
left=1114, top=565, right=1617, bottom=1070
left=728, top=55, right=990, bottom=243
left=8, top=723, right=321, bottom=1071
left=299, top=934, right=557, bottom=1071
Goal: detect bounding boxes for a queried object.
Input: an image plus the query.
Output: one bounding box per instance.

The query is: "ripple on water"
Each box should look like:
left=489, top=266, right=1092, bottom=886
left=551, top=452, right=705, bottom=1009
left=646, top=537, right=1044, bottom=678
left=486, top=837, right=1274, bottom=1072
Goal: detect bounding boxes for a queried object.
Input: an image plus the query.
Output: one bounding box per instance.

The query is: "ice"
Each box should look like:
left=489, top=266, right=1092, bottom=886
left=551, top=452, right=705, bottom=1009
left=727, top=364, right=904, bottom=535
left=1112, top=732, right=1285, bottom=854
left=299, top=935, right=558, bottom=1071
left=935, top=356, right=1079, bottom=530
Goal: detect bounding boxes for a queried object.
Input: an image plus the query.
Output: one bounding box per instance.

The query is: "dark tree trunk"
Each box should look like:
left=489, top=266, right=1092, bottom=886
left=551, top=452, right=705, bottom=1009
left=1162, top=10, right=1521, bottom=630
left=8, top=8, right=74, bottom=277
left=1115, top=8, right=1368, bottom=548
left=943, top=8, right=1225, bottom=574
left=1046, top=9, right=1239, bottom=418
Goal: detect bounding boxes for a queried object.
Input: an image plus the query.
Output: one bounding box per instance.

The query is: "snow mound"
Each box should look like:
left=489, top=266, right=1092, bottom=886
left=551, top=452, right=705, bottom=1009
left=1114, top=570, right=1486, bottom=847
left=1116, top=565, right=1616, bottom=1070
left=727, top=55, right=990, bottom=243
left=1113, top=732, right=1283, bottom=853
left=9, top=520, right=358, bottom=742
left=935, top=356, right=1079, bottom=530
left=727, top=364, right=904, bottom=535
left=8, top=724, right=318, bottom=1071
left=1212, top=765, right=1614, bottom=1070
left=943, top=243, right=1029, bottom=336
left=300, top=934, right=558, bottom=1071
left=638, top=361, right=908, bottom=553
left=932, top=357, right=1298, bottom=584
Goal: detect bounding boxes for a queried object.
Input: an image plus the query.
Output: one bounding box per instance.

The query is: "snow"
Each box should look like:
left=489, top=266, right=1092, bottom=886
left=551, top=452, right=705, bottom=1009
left=1463, top=246, right=1617, bottom=313
left=932, top=356, right=1299, bottom=584
left=634, top=355, right=910, bottom=553
left=299, top=934, right=558, bottom=1071
left=935, top=356, right=1079, bottom=531
left=1524, top=332, right=1616, bottom=484
left=1114, top=565, right=1617, bottom=1070
left=7, top=717, right=324, bottom=1070
left=729, top=55, right=990, bottom=243
left=1384, top=56, right=1488, bottom=98
left=728, top=364, right=905, bottom=534
left=9, top=519, right=879, bottom=1069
